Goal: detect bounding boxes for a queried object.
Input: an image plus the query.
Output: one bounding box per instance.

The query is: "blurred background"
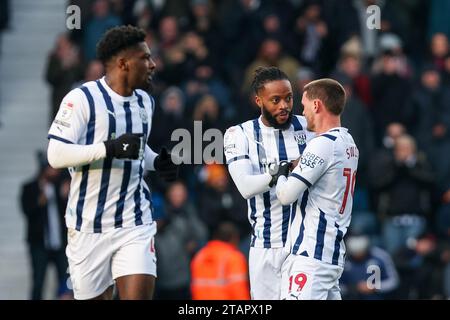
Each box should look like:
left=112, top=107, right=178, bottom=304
left=0, top=0, right=449, bottom=300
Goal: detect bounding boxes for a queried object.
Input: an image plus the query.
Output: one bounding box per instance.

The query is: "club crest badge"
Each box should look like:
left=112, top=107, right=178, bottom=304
left=294, top=132, right=306, bottom=145
left=139, top=108, right=148, bottom=124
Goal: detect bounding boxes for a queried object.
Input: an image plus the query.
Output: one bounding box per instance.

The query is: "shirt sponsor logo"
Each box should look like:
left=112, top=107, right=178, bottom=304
left=54, top=119, right=71, bottom=128
left=300, top=151, right=324, bottom=169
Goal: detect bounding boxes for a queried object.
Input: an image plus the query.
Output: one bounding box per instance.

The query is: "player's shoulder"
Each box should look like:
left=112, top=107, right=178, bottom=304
left=134, top=88, right=153, bottom=100
left=135, top=89, right=155, bottom=111
left=77, top=80, right=98, bottom=92
left=312, top=132, right=338, bottom=144
left=293, top=115, right=308, bottom=128
left=305, top=131, right=338, bottom=155
left=343, top=129, right=357, bottom=146
left=61, top=83, right=94, bottom=108
left=225, top=120, right=250, bottom=135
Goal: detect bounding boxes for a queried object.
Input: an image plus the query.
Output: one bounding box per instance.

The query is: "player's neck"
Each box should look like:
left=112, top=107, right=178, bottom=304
left=315, top=117, right=341, bottom=135
left=104, top=74, right=133, bottom=97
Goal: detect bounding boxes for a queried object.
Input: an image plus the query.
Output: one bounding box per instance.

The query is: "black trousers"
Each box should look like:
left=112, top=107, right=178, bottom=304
left=28, top=244, right=68, bottom=300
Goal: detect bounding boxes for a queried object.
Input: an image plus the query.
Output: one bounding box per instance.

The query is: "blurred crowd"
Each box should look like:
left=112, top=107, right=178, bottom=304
left=18, top=0, right=450, bottom=299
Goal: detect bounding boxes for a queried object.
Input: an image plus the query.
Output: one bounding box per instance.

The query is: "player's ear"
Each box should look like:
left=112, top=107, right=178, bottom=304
left=255, top=95, right=262, bottom=108
left=313, top=99, right=319, bottom=112
left=117, top=56, right=128, bottom=71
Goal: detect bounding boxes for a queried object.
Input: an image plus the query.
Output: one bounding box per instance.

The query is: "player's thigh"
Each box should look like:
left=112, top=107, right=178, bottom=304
left=326, top=266, right=344, bottom=300
left=111, top=223, right=157, bottom=281
left=327, top=282, right=342, bottom=300
left=66, top=228, right=114, bottom=300
left=116, top=274, right=155, bottom=300
left=280, top=254, right=295, bottom=300
left=284, top=255, right=329, bottom=300
left=249, top=247, right=284, bottom=300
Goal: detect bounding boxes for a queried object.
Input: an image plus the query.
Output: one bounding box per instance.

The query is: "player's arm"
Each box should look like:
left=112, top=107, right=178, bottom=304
left=228, top=160, right=272, bottom=199
left=143, top=91, right=178, bottom=181
left=47, top=89, right=141, bottom=169
left=48, top=140, right=107, bottom=169
left=146, top=145, right=179, bottom=182
left=276, top=137, right=332, bottom=205
left=224, top=126, right=272, bottom=199
left=47, top=89, right=105, bottom=168
left=48, top=133, right=142, bottom=168
left=144, top=145, right=158, bottom=170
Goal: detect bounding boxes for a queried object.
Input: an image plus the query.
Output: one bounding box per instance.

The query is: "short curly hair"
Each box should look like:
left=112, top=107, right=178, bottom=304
left=96, top=25, right=146, bottom=64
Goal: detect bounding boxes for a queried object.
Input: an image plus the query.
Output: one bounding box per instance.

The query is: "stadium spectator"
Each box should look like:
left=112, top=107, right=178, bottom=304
left=428, top=33, right=449, bottom=72
left=83, top=0, right=122, bottom=62
left=341, top=233, right=399, bottom=299
left=369, top=135, right=435, bottom=255
left=20, top=151, right=69, bottom=300
left=154, top=181, right=207, bottom=300
left=395, top=233, right=448, bottom=299
left=405, top=64, right=450, bottom=165
left=291, top=1, right=329, bottom=72
left=45, top=33, right=84, bottom=124
left=333, top=51, right=373, bottom=107
left=191, top=221, right=250, bottom=300
left=148, top=86, right=188, bottom=151
left=196, top=164, right=249, bottom=248
left=371, top=49, right=412, bottom=143
left=242, top=38, right=300, bottom=95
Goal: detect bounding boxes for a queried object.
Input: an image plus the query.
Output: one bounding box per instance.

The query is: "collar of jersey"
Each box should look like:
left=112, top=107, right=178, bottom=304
left=326, top=127, right=347, bottom=133
left=100, top=77, right=137, bottom=102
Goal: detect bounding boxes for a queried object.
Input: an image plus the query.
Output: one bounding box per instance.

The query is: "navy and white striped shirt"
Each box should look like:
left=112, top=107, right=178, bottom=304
left=286, top=128, right=359, bottom=267
left=224, top=116, right=313, bottom=248
left=48, top=77, right=154, bottom=233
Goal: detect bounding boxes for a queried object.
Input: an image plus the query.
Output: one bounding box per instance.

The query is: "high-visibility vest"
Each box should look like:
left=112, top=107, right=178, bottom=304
left=191, top=240, right=250, bottom=300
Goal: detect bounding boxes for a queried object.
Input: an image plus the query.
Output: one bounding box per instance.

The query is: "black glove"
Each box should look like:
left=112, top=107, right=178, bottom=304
left=269, top=161, right=290, bottom=187
left=154, top=147, right=178, bottom=182
left=104, top=133, right=142, bottom=159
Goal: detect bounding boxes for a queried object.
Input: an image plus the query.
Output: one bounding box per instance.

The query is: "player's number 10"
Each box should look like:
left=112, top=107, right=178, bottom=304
left=339, top=168, right=357, bottom=214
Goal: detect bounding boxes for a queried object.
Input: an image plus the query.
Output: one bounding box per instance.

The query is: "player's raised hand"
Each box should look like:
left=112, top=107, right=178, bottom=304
left=104, top=133, right=143, bottom=159
left=268, top=161, right=290, bottom=187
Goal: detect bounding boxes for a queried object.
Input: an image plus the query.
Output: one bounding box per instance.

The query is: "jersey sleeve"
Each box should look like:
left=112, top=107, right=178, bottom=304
left=224, top=125, right=249, bottom=165
left=224, top=125, right=271, bottom=199
left=144, top=144, right=158, bottom=171
left=291, top=136, right=334, bottom=187
left=48, top=88, right=89, bottom=144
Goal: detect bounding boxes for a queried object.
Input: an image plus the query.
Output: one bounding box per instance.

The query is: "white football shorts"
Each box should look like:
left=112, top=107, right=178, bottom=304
left=66, top=222, right=157, bottom=300
left=280, top=253, right=343, bottom=300
left=248, top=247, right=289, bottom=300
